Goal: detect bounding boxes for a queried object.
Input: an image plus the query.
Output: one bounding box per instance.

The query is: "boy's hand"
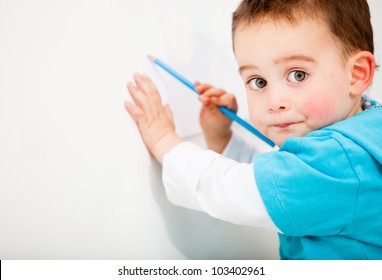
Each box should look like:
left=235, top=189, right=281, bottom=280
left=196, top=82, right=238, bottom=153
left=124, top=73, right=183, bottom=163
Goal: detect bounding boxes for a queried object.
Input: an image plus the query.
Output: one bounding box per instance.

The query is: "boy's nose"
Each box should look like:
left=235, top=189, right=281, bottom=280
left=266, top=85, right=292, bottom=113
left=267, top=98, right=290, bottom=113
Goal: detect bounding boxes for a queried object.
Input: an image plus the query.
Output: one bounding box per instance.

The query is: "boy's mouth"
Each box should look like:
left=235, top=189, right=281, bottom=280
left=274, top=122, right=297, bottom=129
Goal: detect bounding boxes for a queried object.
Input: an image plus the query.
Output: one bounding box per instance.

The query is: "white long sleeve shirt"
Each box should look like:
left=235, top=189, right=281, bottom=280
left=162, top=133, right=280, bottom=232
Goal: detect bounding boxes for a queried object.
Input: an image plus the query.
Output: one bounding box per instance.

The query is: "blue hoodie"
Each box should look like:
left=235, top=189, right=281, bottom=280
left=254, top=106, right=382, bottom=259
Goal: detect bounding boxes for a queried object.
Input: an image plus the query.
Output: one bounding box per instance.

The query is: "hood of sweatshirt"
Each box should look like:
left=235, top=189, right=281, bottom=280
left=324, top=106, right=382, bottom=166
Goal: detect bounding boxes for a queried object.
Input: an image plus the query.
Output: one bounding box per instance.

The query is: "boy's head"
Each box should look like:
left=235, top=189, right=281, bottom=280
left=232, top=0, right=374, bottom=59
left=232, top=0, right=376, bottom=146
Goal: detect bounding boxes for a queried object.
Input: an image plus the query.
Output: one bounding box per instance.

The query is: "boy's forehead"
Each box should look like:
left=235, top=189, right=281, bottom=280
left=234, top=16, right=332, bottom=41
left=233, top=17, right=340, bottom=60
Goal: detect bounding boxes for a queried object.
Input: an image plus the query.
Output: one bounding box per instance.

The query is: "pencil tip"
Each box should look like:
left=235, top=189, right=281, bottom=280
left=148, top=55, right=155, bottom=62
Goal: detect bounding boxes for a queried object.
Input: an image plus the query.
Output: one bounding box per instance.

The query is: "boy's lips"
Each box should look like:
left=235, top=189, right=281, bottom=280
left=275, top=123, right=293, bottom=128
left=273, top=122, right=300, bottom=129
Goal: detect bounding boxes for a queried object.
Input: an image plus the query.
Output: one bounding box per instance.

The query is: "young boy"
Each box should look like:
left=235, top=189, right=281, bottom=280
left=124, top=0, right=382, bottom=259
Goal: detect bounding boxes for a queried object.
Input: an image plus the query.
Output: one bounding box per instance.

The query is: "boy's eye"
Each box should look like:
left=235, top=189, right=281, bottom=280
left=288, top=70, right=308, bottom=83
left=248, top=78, right=267, bottom=90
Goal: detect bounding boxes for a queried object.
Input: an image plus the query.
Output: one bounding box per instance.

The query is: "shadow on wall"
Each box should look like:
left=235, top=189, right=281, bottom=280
left=148, top=157, right=280, bottom=260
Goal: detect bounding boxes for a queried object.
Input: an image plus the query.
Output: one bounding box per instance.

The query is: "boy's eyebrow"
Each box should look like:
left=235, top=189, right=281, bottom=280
left=238, top=65, right=259, bottom=74
left=274, top=55, right=317, bottom=65
left=238, top=55, right=317, bottom=74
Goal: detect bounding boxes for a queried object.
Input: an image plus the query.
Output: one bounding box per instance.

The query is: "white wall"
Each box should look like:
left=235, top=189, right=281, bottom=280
left=0, top=0, right=380, bottom=259
left=0, top=0, right=278, bottom=260
left=369, top=0, right=382, bottom=100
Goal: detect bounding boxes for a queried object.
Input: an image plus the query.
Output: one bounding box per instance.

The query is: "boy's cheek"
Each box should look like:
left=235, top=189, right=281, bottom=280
left=248, top=97, right=267, bottom=125
left=302, top=97, right=337, bottom=126
left=249, top=110, right=268, bottom=133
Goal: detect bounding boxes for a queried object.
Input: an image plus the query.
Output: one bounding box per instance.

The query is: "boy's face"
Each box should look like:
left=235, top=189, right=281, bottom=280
left=234, top=18, right=362, bottom=147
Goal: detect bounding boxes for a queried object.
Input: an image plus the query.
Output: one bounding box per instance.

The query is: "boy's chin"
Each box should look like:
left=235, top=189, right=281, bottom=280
left=271, top=133, right=304, bottom=147
left=270, top=127, right=314, bottom=147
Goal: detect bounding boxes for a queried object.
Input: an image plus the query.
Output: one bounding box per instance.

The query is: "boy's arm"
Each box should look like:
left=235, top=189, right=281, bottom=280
left=124, top=73, right=278, bottom=230
left=163, top=141, right=280, bottom=231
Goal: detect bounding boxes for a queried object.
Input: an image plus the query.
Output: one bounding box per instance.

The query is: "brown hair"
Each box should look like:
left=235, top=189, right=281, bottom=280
left=232, top=0, right=374, bottom=57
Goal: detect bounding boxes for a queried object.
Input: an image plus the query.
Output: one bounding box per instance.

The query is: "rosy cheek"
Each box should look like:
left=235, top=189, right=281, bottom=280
left=302, top=97, right=337, bottom=127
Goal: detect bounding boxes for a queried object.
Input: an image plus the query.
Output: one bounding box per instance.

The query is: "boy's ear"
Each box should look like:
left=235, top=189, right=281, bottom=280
left=349, top=51, right=375, bottom=96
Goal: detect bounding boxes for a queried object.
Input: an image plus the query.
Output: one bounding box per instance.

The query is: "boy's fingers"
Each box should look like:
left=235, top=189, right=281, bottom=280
left=133, top=73, right=151, bottom=98
left=199, top=96, right=222, bottom=115
left=200, top=94, right=238, bottom=114
left=219, top=94, right=238, bottom=111
left=199, top=95, right=220, bottom=108
left=127, top=82, right=158, bottom=120
left=140, top=73, right=159, bottom=94
left=134, top=73, right=161, bottom=101
left=199, top=96, right=211, bottom=106
left=201, top=87, right=226, bottom=98
left=124, top=101, right=144, bottom=121
left=201, top=92, right=237, bottom=111
left=133, top=73, right=163, bottom=115
left=127, top=82, right=147, bottom=109
left=195, top=83, right=213, bottom=94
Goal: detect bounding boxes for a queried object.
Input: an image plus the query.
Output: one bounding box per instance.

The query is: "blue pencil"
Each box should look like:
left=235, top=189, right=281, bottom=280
left=149, top=55, right=275, bottom=148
